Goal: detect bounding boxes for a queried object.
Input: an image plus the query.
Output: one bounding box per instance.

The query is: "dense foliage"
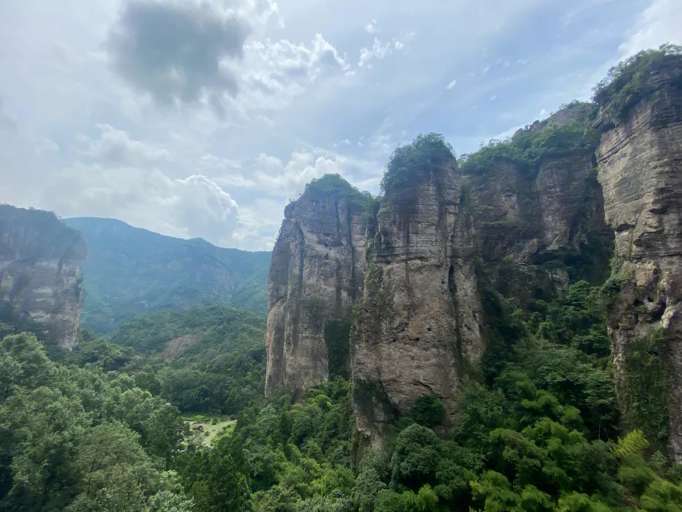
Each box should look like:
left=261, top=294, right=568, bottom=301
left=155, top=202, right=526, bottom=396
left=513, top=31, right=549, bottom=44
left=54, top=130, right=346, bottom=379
left=4, top=279, right=682, bottom=511
left=0, top=333, right=191, bottom=511
left=156, top=283, right=682, bottom=511
left=305, top=174, right=374, bottom=210
left=101, top=306, right=266, bottom=416
left=381, top=133, right=455, bottom=194
left=594, top=44, right=682, bottom=124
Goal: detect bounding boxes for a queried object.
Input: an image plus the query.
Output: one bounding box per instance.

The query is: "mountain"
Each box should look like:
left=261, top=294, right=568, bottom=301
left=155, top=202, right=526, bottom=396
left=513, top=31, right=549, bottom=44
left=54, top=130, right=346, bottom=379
left=265, top=47, right=682, bottom=459
left=0, top=205, right=85, bottom=348
left=65, top=217, right=271, bottom=334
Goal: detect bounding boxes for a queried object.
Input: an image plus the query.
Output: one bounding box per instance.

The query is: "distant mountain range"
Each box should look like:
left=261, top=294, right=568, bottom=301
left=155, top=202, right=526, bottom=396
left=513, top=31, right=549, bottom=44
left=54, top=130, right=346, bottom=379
left=65, top=217, right=271, bottom=334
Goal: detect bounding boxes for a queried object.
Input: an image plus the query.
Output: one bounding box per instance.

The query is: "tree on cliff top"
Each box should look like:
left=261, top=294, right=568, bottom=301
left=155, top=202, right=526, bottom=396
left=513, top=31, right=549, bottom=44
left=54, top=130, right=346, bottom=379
left=304, top=174, right=372, bottom=210
left=594, top=43, right=682, bottom=123
left=381, top=133, right=454, bottom=194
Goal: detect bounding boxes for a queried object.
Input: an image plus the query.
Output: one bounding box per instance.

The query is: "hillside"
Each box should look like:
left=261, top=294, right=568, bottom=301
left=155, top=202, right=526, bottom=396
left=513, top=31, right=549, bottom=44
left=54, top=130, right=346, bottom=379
left=65, top=217, right=270, bottom=333
left=87, top=305, right=268, bottom=416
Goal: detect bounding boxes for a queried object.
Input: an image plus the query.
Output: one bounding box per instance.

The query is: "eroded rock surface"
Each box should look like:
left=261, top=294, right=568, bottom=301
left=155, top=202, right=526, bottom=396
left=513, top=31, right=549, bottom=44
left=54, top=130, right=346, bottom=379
left=352, top=157, right=483, bottom=450
left=265, top=176, right=369, bottom=397
left=264, top=54, right=682, bottom=457
left=0, top=205, right=85, bottom=348
left=596, top=68, right=682, bottom=460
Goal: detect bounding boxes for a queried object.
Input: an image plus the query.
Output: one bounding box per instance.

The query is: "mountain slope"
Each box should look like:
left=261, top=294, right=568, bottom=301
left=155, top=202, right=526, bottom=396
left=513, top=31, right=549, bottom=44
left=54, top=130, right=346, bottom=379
left=65, top=217, right=270, bottom=333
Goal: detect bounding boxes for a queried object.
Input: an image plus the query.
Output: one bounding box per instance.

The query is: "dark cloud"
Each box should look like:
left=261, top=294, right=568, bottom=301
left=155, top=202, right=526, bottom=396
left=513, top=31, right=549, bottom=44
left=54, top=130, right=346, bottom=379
left=108, top=0, right=250, bottom=110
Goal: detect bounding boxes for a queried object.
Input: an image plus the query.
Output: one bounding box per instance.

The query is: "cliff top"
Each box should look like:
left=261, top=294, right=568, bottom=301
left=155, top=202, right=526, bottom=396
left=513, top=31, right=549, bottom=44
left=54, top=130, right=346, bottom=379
left=381, top=133, right=455, bottom=194
left=289, top=174, right=373, bottom=214
left=594, top=44, right=682, bottom=125
left=0, top=204, right=85, bottom=262
left=304, top=174, right=366, bottom=199
left=459, top=103, right=599, bottom=175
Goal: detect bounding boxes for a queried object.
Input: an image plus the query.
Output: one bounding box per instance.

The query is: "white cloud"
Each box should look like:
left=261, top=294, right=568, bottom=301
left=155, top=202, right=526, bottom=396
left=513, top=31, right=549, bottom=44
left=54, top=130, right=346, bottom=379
left=215, top=149, right=345, bottom=199
left=78, top=124, right=169, bottom=166
left=43, top=165, right=241, bottom=247
left=446, top=79, right=457, bottom=90
left=619, top=0, right=682, bottom=58
left=365, top=19, right=377, bottom=34
left=235, top=0, right=283, bottom=27
left=243, top=33, right=349, bottom=109
left=358, top=36, right=407, bottom=68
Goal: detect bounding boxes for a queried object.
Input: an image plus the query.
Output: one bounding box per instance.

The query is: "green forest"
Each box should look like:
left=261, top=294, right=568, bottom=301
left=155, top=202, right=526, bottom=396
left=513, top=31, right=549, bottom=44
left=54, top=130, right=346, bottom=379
left=3, top=280, right=682, bottom=511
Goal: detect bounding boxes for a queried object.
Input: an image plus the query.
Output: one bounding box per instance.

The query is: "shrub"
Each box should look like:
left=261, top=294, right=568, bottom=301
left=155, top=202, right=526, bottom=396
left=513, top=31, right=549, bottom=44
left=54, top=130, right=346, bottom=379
left=594, top=44, right=682, bottom=124
left=410, top=395, right=446, bottom=428
left=381, top=133, right=454, bottom=194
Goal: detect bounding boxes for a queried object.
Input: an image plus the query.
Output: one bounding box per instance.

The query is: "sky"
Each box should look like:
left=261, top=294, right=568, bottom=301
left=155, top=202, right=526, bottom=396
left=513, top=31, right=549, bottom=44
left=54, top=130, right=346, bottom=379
left=0, top=0, right=680, bottom=250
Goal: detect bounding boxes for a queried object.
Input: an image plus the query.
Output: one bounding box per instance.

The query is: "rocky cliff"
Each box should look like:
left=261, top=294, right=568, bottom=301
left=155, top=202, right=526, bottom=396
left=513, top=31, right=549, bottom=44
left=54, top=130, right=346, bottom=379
left=0, top=205, right=85, bottom=348
left=265, top=175, right=370, bottom=397
left=350, top=112, right=616, bottom=449
left=265, top=48, right=682, bottom=457
left=352, top=141, right=482, bottom=450
left=464, top=104, right=612, bottom=304
left=594, top=53, right=682, bottom=459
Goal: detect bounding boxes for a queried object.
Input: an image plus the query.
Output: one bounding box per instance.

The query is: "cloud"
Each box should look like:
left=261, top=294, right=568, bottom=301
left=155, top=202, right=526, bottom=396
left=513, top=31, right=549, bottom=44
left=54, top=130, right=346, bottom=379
left=217, top=149, right=344, bottom=199
left=78, top=124, right=169, bottom=166
left=365, top=19, right=377, bottom=34
left=44, top=166, right=240, bottom=247
left=237, top=0, right=283, bottom=27
left=171, top=174, right=240, bottom=245
left=446, top=79, right=457, bottom=90
left=619, top=0, right=682, bottom=57
left=358, top=36, right=407, bottom=68
left=247, top=33, right=348, bottom=93
left=107, top=0, right=250, bottom=112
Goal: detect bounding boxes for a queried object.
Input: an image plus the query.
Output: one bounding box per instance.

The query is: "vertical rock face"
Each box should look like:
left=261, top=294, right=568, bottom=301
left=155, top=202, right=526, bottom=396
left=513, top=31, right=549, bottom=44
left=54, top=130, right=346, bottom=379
left=467, top=107, right=612, bottom=302
left=352, top=156, right=483, bottom=450
left=0, top=205, right=85, bottom=349
left=265, top=176, right=369, bottom=397
left=595, top=66, right=682, bottom=459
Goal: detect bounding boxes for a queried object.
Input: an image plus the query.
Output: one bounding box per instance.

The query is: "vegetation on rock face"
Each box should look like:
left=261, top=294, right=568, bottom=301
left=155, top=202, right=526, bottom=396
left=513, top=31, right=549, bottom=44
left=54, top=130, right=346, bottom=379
left=622, top=329, right=670, bottom=451
left=305, top=174, right=373, bottom=207
left=324, top=319, right=352, bottom=380
left=594, top=44, right=682, bottom=125
left=459, top=103, right=599, bottom=175
left=381, top=133, right=454, bottom=194
left=302, top=174, right=378, bottom=228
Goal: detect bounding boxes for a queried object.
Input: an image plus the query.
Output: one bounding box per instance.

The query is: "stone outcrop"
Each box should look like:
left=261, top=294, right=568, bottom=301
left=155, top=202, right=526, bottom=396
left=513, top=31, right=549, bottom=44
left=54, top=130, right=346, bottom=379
left=595, top=64, right=682, bottom=460
left=467, top=105, right=612, bottom=303
left=0, top=205, right=85, bottom=348
left=264, top=52, right=682, bottom=457
left=352, top=156, right=483, bottom=450
left=351, top=109, right=613, bottom=450
left=265, top=176, right=370, bottom=397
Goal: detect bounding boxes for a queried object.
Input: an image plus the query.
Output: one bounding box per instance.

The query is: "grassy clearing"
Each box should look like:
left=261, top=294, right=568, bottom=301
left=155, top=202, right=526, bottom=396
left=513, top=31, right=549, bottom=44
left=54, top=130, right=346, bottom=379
left=183, top=414, right=236, bottom=447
